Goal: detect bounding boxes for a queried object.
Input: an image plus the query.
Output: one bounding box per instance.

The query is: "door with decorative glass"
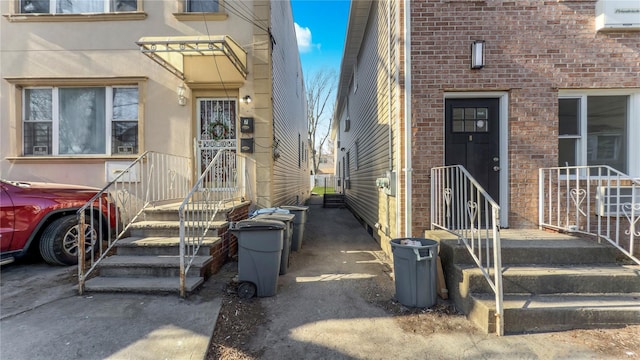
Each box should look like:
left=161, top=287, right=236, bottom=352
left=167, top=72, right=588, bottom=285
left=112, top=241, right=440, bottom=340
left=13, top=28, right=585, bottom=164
left=445, top=98, right=500, bottom=202
left=195, top=98, right=237, bottom=188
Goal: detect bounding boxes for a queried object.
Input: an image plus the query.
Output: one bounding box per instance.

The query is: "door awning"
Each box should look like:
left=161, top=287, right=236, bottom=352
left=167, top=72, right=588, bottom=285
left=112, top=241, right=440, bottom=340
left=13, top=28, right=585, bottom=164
left=136, top=35, right=247, bottom=84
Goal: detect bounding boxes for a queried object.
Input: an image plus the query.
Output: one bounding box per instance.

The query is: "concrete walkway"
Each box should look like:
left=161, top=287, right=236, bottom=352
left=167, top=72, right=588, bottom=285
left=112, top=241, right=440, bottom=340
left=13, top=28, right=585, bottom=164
left=233, top=195, right=631, bottom=359
left=1, top=194, right=634, bottom=359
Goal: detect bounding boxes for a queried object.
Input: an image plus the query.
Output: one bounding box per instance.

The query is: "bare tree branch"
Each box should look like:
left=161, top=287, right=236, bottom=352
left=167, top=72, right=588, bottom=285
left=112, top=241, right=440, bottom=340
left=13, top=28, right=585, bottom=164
left=306, top=68, right=337, bottom=175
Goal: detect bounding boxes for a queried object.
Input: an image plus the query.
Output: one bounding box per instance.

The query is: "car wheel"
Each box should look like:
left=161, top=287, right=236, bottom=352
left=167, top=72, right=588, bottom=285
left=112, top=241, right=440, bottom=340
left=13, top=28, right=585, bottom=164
left=39, top=215, right=98, bottom=266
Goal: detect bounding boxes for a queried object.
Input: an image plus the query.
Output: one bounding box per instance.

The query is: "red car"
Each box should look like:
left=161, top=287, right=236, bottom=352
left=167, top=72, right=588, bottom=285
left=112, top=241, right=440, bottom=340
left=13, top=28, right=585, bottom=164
left=0, top=179, right=117, bottom=266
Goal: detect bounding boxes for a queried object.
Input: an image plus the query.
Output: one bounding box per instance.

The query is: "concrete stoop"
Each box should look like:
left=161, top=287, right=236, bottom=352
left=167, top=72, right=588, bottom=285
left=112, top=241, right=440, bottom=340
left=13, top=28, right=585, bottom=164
left=323, top=193, right=346, bottom=208
left=84, top=201, right=250, bottom=295
left=429, top=229, right=640, bottom=334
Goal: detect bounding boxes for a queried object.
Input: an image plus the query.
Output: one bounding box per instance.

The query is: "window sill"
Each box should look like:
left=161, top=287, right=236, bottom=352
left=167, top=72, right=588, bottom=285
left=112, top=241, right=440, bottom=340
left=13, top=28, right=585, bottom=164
left=173, top=12, right=228, bottom=21
left=6, top=156, right=140, bottom=164
left=3, top=12, right=147, bottom=23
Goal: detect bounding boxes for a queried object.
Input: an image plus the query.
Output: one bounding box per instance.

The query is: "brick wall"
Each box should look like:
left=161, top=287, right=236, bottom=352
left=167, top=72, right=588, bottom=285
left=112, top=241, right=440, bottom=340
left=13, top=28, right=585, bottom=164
left=409, top=0, right=640, bottom=233
left=208, top=203, right=250, bottom=273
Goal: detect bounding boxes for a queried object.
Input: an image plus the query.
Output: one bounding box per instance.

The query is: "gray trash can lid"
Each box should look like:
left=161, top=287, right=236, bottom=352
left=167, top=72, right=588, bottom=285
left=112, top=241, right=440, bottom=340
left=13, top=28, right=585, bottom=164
left=390, top=238, right=438, bottom=248
left=254, top=207, right=290, bottom=215
left=252, top=213, right=295, bottom=222
left=279, top=205, right=309, bottom=211
left=233, top=219, right=285, bottom=231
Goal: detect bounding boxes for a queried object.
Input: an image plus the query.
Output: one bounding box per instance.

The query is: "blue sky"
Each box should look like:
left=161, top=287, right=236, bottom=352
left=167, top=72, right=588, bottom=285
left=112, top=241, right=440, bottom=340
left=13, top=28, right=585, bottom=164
left=291, top=0, right=350, bottom=78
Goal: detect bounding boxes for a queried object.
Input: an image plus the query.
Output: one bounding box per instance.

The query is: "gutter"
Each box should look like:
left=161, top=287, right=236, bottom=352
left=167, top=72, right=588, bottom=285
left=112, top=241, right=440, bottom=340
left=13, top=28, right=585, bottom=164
left=403, top=0, right=412, bottom=237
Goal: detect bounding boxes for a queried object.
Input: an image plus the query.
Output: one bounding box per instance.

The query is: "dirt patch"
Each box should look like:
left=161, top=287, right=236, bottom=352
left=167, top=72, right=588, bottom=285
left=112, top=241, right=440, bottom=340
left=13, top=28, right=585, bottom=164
left=547, top=327, right=640, bottom=358
left=206, top=264, right=267, bottom=360
left=356, top=258, right=480, bottom=335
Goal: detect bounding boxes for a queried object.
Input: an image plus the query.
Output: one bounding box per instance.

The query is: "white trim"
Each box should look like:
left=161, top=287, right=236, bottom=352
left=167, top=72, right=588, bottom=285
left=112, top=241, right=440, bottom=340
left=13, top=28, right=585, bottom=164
left=444, top=91, right=509, bottom=228
left=52, top=88, right=60, bottom=155
left=630, top=93, right=640, bottom=177
left=105, top=87, right=114, bottom=156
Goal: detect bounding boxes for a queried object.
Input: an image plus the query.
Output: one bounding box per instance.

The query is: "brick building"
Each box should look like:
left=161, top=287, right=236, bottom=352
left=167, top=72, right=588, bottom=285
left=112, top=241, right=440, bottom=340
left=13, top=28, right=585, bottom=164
left=333, top=0, right=640, bottom=254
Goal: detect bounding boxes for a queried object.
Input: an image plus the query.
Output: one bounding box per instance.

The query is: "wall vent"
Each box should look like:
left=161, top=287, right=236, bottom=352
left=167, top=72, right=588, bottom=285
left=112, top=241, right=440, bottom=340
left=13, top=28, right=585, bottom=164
left=596, top=0, right=640, bottom=31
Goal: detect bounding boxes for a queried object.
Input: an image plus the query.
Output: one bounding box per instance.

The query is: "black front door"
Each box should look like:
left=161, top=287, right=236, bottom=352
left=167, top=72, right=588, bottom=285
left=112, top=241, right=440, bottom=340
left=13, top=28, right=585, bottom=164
left=445, top=98, right=500, bottom=203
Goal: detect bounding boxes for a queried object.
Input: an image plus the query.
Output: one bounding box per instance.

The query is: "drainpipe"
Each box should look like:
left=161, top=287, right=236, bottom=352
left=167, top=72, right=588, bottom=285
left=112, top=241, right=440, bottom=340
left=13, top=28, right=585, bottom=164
left=388, top=0, right=396, bottom=238
left=403, top=0, right=412, bottom=237
left=388, top=0, right=393, bottom=172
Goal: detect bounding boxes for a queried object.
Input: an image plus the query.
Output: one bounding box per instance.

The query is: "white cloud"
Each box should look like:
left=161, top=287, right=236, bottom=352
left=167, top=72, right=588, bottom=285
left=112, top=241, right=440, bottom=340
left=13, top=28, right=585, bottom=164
left=294, top=22, right=318, bottom=53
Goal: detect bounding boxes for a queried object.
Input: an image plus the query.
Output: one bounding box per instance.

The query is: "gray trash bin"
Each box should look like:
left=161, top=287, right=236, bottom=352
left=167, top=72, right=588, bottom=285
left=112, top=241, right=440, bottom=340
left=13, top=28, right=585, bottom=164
left=230, top=219, right=285, bottom=298
left=390, top=238, right=438, bottom=308
left=252, top=213, right=295, bottom=275
left=280, top=205, right=309, bottom=251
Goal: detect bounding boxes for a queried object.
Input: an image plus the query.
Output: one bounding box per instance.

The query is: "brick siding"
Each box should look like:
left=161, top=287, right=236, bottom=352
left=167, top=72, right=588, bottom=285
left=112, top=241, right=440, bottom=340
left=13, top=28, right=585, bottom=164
left=208, top=203, right=250, bottom=273
left=409, top=0, right=640, bottom=234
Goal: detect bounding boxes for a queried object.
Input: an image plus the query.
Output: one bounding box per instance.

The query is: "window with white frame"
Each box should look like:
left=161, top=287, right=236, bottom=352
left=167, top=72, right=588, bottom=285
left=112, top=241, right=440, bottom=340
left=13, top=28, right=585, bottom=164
left=298, top=133, right=302, bottom=168
left=23, top=86, right=139, bottom=156
left=353, top=63, right=358, bottom=94
left=346, top=150, right=351, bottom=178
left=185, top=0, right=219, bottom=12
left=19, top=0, right=138, bottom=14
left=354, top=140, right=359, bottom=170
left=558, top=92, right=638, bottom=175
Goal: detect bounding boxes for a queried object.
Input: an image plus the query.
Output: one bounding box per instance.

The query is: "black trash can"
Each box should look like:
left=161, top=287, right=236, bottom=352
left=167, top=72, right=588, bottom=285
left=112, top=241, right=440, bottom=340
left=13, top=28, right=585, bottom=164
left=279, top=205, right=309, bottom=251
left=390, top=238, right=438, bottom=308
left=251, top=213, right=295, bottom=275
left=230, top=219, right=285, bottom=298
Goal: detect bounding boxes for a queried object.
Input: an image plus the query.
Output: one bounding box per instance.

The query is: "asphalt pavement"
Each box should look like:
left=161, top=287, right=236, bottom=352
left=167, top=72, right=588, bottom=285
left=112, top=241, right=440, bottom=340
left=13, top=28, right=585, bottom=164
left=1, top=194, right=632, bottom=360
left=0, top=263, right=221, bottom=360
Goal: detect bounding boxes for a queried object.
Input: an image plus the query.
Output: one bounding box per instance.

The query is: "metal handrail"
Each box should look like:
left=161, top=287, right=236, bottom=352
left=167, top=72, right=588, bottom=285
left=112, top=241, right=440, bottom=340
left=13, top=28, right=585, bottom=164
left=178, top=150, right=251, bottom=297
left=431, top=165, right=504, bottom=336
left=77, top=151, right=191, bottom=294
left=539, top=165, right=640, bottom=265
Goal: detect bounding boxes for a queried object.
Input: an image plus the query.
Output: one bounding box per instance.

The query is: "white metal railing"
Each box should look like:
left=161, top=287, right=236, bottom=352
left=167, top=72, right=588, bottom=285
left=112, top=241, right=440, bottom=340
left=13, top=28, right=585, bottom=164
left=431, top=165, right=504, bottom=336
left=178, top=150, right=255, bottom=297
left=539, top=166, right=640, bottom=265
left=77, top=152, right=191, bottom=294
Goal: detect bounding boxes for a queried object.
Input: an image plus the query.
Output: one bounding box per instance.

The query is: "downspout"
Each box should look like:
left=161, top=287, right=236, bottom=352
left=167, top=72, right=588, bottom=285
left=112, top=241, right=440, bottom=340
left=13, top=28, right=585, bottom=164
left=388, top=0, right=395, bottom=238
left=388, top=0, right=393, bottom=172
left=403, top=0, right=412, bottom=237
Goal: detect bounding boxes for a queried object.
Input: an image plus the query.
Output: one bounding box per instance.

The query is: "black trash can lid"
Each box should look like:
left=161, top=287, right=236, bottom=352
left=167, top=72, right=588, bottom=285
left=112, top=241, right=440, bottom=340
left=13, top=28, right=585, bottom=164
left=233, top=219, right=285, bottom=231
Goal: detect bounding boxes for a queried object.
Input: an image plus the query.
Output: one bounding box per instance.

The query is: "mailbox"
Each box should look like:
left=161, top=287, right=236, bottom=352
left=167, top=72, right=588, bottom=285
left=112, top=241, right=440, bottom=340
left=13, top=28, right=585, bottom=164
left=240, top=117, right=254, bottom=133
left=241, top=138, right=254, bottom=153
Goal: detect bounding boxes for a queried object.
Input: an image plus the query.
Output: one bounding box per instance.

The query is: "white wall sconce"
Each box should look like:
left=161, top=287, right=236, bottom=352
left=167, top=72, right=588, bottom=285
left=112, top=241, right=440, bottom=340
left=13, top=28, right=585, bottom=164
left=471, top=40, right=485, bottom=69
left=177, top=84, right=187, bottom=106
left=241, top=95, right=252, bottom=104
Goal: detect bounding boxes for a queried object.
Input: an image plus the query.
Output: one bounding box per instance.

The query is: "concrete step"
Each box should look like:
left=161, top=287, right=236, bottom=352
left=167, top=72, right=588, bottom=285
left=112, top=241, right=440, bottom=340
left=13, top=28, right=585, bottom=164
left=141, top=200, right=250, bottom=222
left=470, top=293, right=640, bottom=334
left=128, top=220, right=228, bottom=237
left=323, top=194, right=346, bottom=208
left=115, top=236, right=221, bottom=256
left=433, top=230, right=622, bottom=265
left=98, top=255, right=212, bottom=278
left=461, top=264, right=640, bottom=294
left=84, top=276, right=204, bottom=294
left=142, top=207, right=228, bottom=222
left=432, top=229, right=640, bottom=334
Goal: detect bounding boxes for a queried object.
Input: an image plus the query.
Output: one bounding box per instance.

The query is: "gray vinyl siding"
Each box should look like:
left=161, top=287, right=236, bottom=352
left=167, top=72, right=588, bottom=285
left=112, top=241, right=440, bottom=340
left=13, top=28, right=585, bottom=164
left=270, top=0, right=310, bottom=206
left=340, top=0, right=399, bottom=238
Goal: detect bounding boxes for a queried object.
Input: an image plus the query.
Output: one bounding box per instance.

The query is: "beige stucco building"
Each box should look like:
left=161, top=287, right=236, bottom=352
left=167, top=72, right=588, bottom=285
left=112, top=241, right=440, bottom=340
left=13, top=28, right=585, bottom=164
left=1, top=0, right=309, bottom=207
